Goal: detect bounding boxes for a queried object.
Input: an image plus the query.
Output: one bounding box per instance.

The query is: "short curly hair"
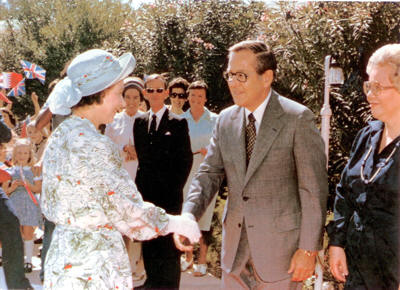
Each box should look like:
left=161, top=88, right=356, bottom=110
left=367, top=43, right=400, bottom=92
left=168, top=77, right=190, bottom=96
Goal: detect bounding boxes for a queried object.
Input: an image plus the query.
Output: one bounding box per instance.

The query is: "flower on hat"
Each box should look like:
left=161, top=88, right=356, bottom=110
left=47, top=49, right=136, bottom=116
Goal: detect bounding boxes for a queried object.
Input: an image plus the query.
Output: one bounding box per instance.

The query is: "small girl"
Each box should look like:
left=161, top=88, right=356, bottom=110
left=2, top=138, right=42, bottom=273
left=27, top=123, right=47, bottom=161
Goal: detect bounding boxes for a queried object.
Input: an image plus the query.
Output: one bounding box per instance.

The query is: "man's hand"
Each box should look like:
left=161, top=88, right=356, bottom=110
left=288, top=249, right=317, bottom=281
left=173, top=233, right=194, bottom=252
left=329, top=246, right=348, bottom=282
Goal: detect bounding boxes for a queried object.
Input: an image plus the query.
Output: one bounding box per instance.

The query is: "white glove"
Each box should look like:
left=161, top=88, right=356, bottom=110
left=166, top=214, right=201, bottom=244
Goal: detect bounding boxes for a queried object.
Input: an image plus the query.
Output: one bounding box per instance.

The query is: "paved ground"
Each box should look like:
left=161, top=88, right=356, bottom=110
left=0, top=243, right=220, bottom=290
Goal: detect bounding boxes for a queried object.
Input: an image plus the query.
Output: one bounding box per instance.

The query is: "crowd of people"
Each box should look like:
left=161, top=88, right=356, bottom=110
left=0, top=40, right=398, bottom=290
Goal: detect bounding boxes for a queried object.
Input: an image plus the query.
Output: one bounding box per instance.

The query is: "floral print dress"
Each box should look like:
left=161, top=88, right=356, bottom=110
left=41, top=115, right=168, bottom=289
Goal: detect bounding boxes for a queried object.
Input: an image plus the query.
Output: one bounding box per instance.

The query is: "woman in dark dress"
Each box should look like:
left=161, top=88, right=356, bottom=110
left=328, top=43, right=400, bottom=289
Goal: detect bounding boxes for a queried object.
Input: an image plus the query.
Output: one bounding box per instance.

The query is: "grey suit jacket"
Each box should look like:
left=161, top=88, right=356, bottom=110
left=182, top=90, right=328, bottom=282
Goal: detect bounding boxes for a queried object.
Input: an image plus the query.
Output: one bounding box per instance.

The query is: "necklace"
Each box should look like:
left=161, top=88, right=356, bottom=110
left=360, top=140, right=400, bottom=184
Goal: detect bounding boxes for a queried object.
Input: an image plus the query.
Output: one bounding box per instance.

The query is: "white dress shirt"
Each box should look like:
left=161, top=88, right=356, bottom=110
left=244, top=89, right=272, bottom=135
left=148, top=105, right=167, bottom=132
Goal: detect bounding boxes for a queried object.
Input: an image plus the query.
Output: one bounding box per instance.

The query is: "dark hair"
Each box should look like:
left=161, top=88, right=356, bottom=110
left=144, top=74, right=167, bottom=89
left=168, top=77, right=190, bottom=96
left=0, top=108, right=16, bottom=127
left=228, top=40, right=277, bottom=75
left=72, top=91, right=105, bottom=109
left=188, top=80, right=209, bottom=99
left=0, top=121, right=11, bottom=144
left=140, top=99, right=150, bottom=111
left=123, top=86, right=144, bottom=102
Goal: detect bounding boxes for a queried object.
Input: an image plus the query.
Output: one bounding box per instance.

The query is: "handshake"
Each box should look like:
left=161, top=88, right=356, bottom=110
left=166, top=214, right=201, bottom=251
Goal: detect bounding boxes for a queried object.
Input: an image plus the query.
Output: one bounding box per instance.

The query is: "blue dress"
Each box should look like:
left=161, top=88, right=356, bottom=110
left=7, top=166, right=41, bottom=226
left=182, top=108, right=218, bottom=231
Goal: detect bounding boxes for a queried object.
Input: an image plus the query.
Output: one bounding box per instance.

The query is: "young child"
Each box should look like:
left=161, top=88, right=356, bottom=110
left=27, top=123, right=47, bottom=161
left=2, top=138, right=42, bottom=273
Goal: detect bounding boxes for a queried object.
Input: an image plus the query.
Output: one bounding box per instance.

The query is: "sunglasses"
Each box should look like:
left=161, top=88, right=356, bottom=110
left=145, top=88, right=165, bottom=94
left=170, top=92, right=187, bottom=99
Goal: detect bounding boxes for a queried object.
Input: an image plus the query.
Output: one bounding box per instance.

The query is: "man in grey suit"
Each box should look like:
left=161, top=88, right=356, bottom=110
left=174, top=40, right=328, bottom=289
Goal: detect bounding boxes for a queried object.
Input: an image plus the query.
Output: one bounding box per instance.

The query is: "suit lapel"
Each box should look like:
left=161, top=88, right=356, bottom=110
left=142, top=111, right=150, bottom=134
left=139, top=112, right=150, bottom=144
left=230, top=106, right=247, bottom=183
left=244, top=91, right=285, bottom=186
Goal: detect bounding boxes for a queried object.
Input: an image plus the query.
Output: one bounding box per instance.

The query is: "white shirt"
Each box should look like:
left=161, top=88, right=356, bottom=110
left=148, top=105, right=167, bottom=132
left=244, top=89, right=272, bottom=135
left=105, top=110, right=143, bottom=180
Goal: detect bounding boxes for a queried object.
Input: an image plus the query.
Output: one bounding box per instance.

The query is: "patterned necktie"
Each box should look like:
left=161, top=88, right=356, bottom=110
left=246, top=113, right=256, bottom=166
left=149, top=114, right=157, bottom=135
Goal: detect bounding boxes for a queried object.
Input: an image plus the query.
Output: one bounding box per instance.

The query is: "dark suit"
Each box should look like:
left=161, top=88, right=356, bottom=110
left=0, top=119, right=32, bottom=289
left=134, top=108, right=192, bottom=289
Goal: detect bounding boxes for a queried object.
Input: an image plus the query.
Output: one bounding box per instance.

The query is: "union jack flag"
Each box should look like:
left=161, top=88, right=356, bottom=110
left=20, top=60, right=46, bottom=85
left=7, top=78, right=25, bottom=97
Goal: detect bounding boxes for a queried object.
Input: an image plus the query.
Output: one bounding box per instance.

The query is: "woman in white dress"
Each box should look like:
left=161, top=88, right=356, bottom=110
left=181, top=81, right=218, bottom=276
left=41, top=49, right=200, bottom=289
left=105, top=77, right=144, bottom=181
left=105, top=77, right=146, bottom=285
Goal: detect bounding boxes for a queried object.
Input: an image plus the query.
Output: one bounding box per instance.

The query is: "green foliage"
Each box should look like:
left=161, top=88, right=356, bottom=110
left=0, top=0, right=398, bottom=284
left=112, top=0, right=265, bottom=111
left=258, top=2, right=400, bottom=208
left=0, top=0, right=129, bottom=117
left=1, top=0, right=399, bottom=210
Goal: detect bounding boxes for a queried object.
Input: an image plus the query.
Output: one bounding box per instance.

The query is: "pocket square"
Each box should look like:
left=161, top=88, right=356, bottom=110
left=165, top=131, right=171, bottom=135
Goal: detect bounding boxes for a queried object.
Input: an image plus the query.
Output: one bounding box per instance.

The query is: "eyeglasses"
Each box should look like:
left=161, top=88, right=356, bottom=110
left=170, top=92, right=187, bottom=99
left=363, top=81, right=396, bottom=96
left=223, top=71, right=248, bottom=83
left=145, top=88, right=165, bottom=94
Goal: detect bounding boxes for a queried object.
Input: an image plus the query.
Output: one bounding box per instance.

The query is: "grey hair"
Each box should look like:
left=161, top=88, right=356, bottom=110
left=367, top=43, right=400, bottom=91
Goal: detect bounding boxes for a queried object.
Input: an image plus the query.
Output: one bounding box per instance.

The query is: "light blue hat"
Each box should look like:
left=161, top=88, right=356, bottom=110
left=47, top=49, right=136, bottom=115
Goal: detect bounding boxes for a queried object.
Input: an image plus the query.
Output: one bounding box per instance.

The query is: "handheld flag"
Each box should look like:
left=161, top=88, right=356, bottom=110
left=7, top=78, right=25, bottom=97
left=0, top=168, right=11, bottom=183
left=0, top=72, right=23, bottom=89
left=20, top=60, right=46, bottom=85
left=0, top=91, right=12, bottom=104
left=20, top=121, right=27, bottom=138
left=19, top=166, right=39, bottom=206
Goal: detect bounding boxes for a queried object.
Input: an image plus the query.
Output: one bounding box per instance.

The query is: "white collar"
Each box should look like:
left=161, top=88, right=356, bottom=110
left=244, top=89, right=272, bottom=134
left=150, top=105, right=167, bottom=121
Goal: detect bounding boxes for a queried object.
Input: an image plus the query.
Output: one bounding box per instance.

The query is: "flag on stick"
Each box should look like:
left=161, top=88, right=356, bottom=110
left=20, top=60, right=46, bottom=85
left=0, top=72, right=23, bottom=89
left=0, top=91, right=12, bottom=104
left=7, top=78, right=25, bottom=97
